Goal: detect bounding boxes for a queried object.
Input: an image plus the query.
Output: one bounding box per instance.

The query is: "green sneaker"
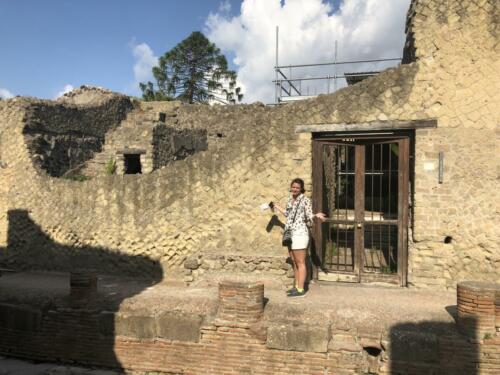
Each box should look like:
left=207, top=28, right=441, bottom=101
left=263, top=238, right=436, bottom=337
left=287, top=289, right=307, bottom=298
left=286, top=286, right=297, bottom=295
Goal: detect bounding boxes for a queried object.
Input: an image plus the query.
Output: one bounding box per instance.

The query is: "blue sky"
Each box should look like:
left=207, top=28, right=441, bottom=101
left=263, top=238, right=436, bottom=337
left=0, top=0, right=408, bottom=103
left=0, top=0, right=241, bottom=99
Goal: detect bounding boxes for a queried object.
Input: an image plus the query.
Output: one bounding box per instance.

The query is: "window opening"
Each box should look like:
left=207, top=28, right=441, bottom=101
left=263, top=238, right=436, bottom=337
left=124, top=154, right=142, bottom=174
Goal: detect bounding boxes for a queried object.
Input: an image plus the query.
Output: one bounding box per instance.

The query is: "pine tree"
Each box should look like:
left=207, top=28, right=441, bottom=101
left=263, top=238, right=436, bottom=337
left=140, top=32, right=243, bottom=104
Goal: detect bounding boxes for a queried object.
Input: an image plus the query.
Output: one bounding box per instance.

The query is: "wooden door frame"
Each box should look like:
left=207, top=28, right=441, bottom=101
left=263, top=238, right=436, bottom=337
left=311, top=132, right=410, bottom=286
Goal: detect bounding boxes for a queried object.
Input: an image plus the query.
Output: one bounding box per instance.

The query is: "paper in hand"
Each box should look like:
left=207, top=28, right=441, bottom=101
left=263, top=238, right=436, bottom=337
left=259, top=203, right=270, bottom=211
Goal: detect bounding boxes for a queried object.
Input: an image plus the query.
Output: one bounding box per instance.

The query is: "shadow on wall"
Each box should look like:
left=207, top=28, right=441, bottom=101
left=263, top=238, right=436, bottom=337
left=388, top=319, right=479, bottom=375
left=0, top=209, right=164, bottom=371
left=2, top=209, right=162, bottom=277
left=265, top=214, right=285, bottom=233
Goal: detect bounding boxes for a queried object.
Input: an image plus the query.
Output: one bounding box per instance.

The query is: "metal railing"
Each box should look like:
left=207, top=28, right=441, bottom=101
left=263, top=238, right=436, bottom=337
left=272, top=26, right=401, bottom=104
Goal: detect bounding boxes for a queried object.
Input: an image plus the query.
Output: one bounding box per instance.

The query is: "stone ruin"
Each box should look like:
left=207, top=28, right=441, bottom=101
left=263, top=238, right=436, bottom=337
left=0, top=276, right=499, bottom=374
left=0, top=0, right=498, bottom=373
left=1, top=0, right=497, bottom=288
left=24, top=85, right=208, bottom=179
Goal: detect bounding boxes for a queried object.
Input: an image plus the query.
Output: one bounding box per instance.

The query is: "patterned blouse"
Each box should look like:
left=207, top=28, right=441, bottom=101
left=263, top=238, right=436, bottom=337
left=284, top=194, right=314, bottom=236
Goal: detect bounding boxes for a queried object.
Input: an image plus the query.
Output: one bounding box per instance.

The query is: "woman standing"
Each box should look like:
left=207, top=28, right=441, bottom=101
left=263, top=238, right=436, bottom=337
left=272, top=178, right=326, bottom=297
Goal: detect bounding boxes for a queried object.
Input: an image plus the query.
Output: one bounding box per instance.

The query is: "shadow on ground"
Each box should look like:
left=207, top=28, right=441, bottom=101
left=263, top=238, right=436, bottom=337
left=388, top=320, right=479, bottom=375
left=0, top=209, right=164, bottom=372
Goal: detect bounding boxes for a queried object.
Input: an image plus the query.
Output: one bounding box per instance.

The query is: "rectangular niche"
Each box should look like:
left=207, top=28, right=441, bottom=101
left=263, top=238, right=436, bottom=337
left=124, top=154, right=142, bottom=174
left=117, top=148, right=146, bottom=175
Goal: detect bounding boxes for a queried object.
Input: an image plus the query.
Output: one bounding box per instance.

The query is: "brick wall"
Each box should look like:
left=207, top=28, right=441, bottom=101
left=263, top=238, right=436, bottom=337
left=0, top=280, right=499, bottom=374
left=457, top=281, right=500, bottom=340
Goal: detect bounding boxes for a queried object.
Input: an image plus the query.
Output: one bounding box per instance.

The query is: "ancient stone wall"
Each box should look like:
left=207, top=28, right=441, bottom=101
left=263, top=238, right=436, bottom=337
left=26, top=133, right=103, bottom=177
left=152, top=124, right=207, bottom=170
left=0, top=280, right=498, bottom=374
left=0, top=0, right=498, bottom=287
left=82, top=108, right=163, bottom=176
left=81, top=101, right=208, bottom=177
left=0, top=95, right=312, bottom=277
left=21, top=90, right=133, bottom=177
left=25, top=93, right=132, bottom=137
left=291, top=0, right=499, bottom=288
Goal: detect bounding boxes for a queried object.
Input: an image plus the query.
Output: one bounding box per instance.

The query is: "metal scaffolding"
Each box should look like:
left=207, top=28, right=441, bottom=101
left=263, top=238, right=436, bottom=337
left=273, top=26, right=401, bottom=105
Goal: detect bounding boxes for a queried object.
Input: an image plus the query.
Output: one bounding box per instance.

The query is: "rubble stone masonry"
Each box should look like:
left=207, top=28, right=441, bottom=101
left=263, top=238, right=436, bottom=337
left=0, top=0, right=499, bottom=289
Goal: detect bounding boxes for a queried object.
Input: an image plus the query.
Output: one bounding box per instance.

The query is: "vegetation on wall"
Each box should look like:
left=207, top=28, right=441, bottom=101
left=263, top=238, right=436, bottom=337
left=104, top=157, right=116, bottom=175
left=140, top=31, right=243, bottom=104
left=63, top=173, right=91, bottom=182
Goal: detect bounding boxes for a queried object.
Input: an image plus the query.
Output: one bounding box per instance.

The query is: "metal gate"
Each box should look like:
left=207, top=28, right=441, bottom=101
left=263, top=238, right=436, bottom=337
left=312, top=134, right=410, bottom=285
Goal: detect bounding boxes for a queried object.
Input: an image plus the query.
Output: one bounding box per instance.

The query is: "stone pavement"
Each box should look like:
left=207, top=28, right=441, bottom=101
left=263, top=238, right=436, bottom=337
left=0, top=270, right=457, bottom=329
left=0, top=355, right=121, bottom=375
left=0, top=355, right=171, bottom=375
left=0, top=271, right=459, bottom=374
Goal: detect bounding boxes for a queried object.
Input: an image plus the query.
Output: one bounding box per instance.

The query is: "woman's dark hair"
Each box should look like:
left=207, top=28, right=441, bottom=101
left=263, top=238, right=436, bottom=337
left=290, top=178, right=305, bottom=193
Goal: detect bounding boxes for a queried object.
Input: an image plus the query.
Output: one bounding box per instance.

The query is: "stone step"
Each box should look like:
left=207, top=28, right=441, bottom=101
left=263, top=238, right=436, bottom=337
left=190, top=271, right=290, bottom=290
left=185, top=252, right=293, bottom=288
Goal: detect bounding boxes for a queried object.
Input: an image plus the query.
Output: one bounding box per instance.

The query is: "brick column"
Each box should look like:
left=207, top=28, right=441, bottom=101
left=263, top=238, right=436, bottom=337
left=215, top=280, right=264, bottom=328
left=457, top=281, right=499, bottom=340
left=69, top=272, right=97, bottom=307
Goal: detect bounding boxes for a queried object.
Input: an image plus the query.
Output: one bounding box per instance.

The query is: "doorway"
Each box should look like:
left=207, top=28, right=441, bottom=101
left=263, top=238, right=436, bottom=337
left=312, top=134, right=410, bottom=285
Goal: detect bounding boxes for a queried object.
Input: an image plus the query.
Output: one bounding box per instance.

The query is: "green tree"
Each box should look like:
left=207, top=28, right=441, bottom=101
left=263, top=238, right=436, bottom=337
left=140, top=31, right=243, bottom=104
left=139, top=81, right=173, bottom=102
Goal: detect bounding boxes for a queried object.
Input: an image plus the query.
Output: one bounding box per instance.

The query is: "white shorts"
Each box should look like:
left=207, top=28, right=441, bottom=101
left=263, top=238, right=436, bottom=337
left=291, top=234, right=309, bottom=250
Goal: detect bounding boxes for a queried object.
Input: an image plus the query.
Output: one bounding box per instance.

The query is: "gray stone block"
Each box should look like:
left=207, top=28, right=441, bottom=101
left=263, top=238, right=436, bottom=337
left=328, top=333, right=362, bottom=352
left=115, top=313, right=156, bottom=339
left=156, top=312, right=202, bottom=342
left=266, top=322, right=330, bottom=353
left=184, top=256, right=200, bottom=270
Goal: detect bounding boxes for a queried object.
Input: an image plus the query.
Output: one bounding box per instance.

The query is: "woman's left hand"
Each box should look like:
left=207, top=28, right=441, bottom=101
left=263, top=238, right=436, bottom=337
left=315, top=212, right=327, bottom=222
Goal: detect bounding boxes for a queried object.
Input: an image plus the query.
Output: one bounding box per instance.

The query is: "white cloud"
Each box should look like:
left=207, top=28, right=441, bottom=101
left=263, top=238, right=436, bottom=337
left=206, top=0, right=411, bottom=103
left=218, top=0, right=232, bottom=14
left=0, top=88, right=14, bottom=99
left=129, top=40, right=159, bottom=96
left=55, top=84, right=74, bottom=99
